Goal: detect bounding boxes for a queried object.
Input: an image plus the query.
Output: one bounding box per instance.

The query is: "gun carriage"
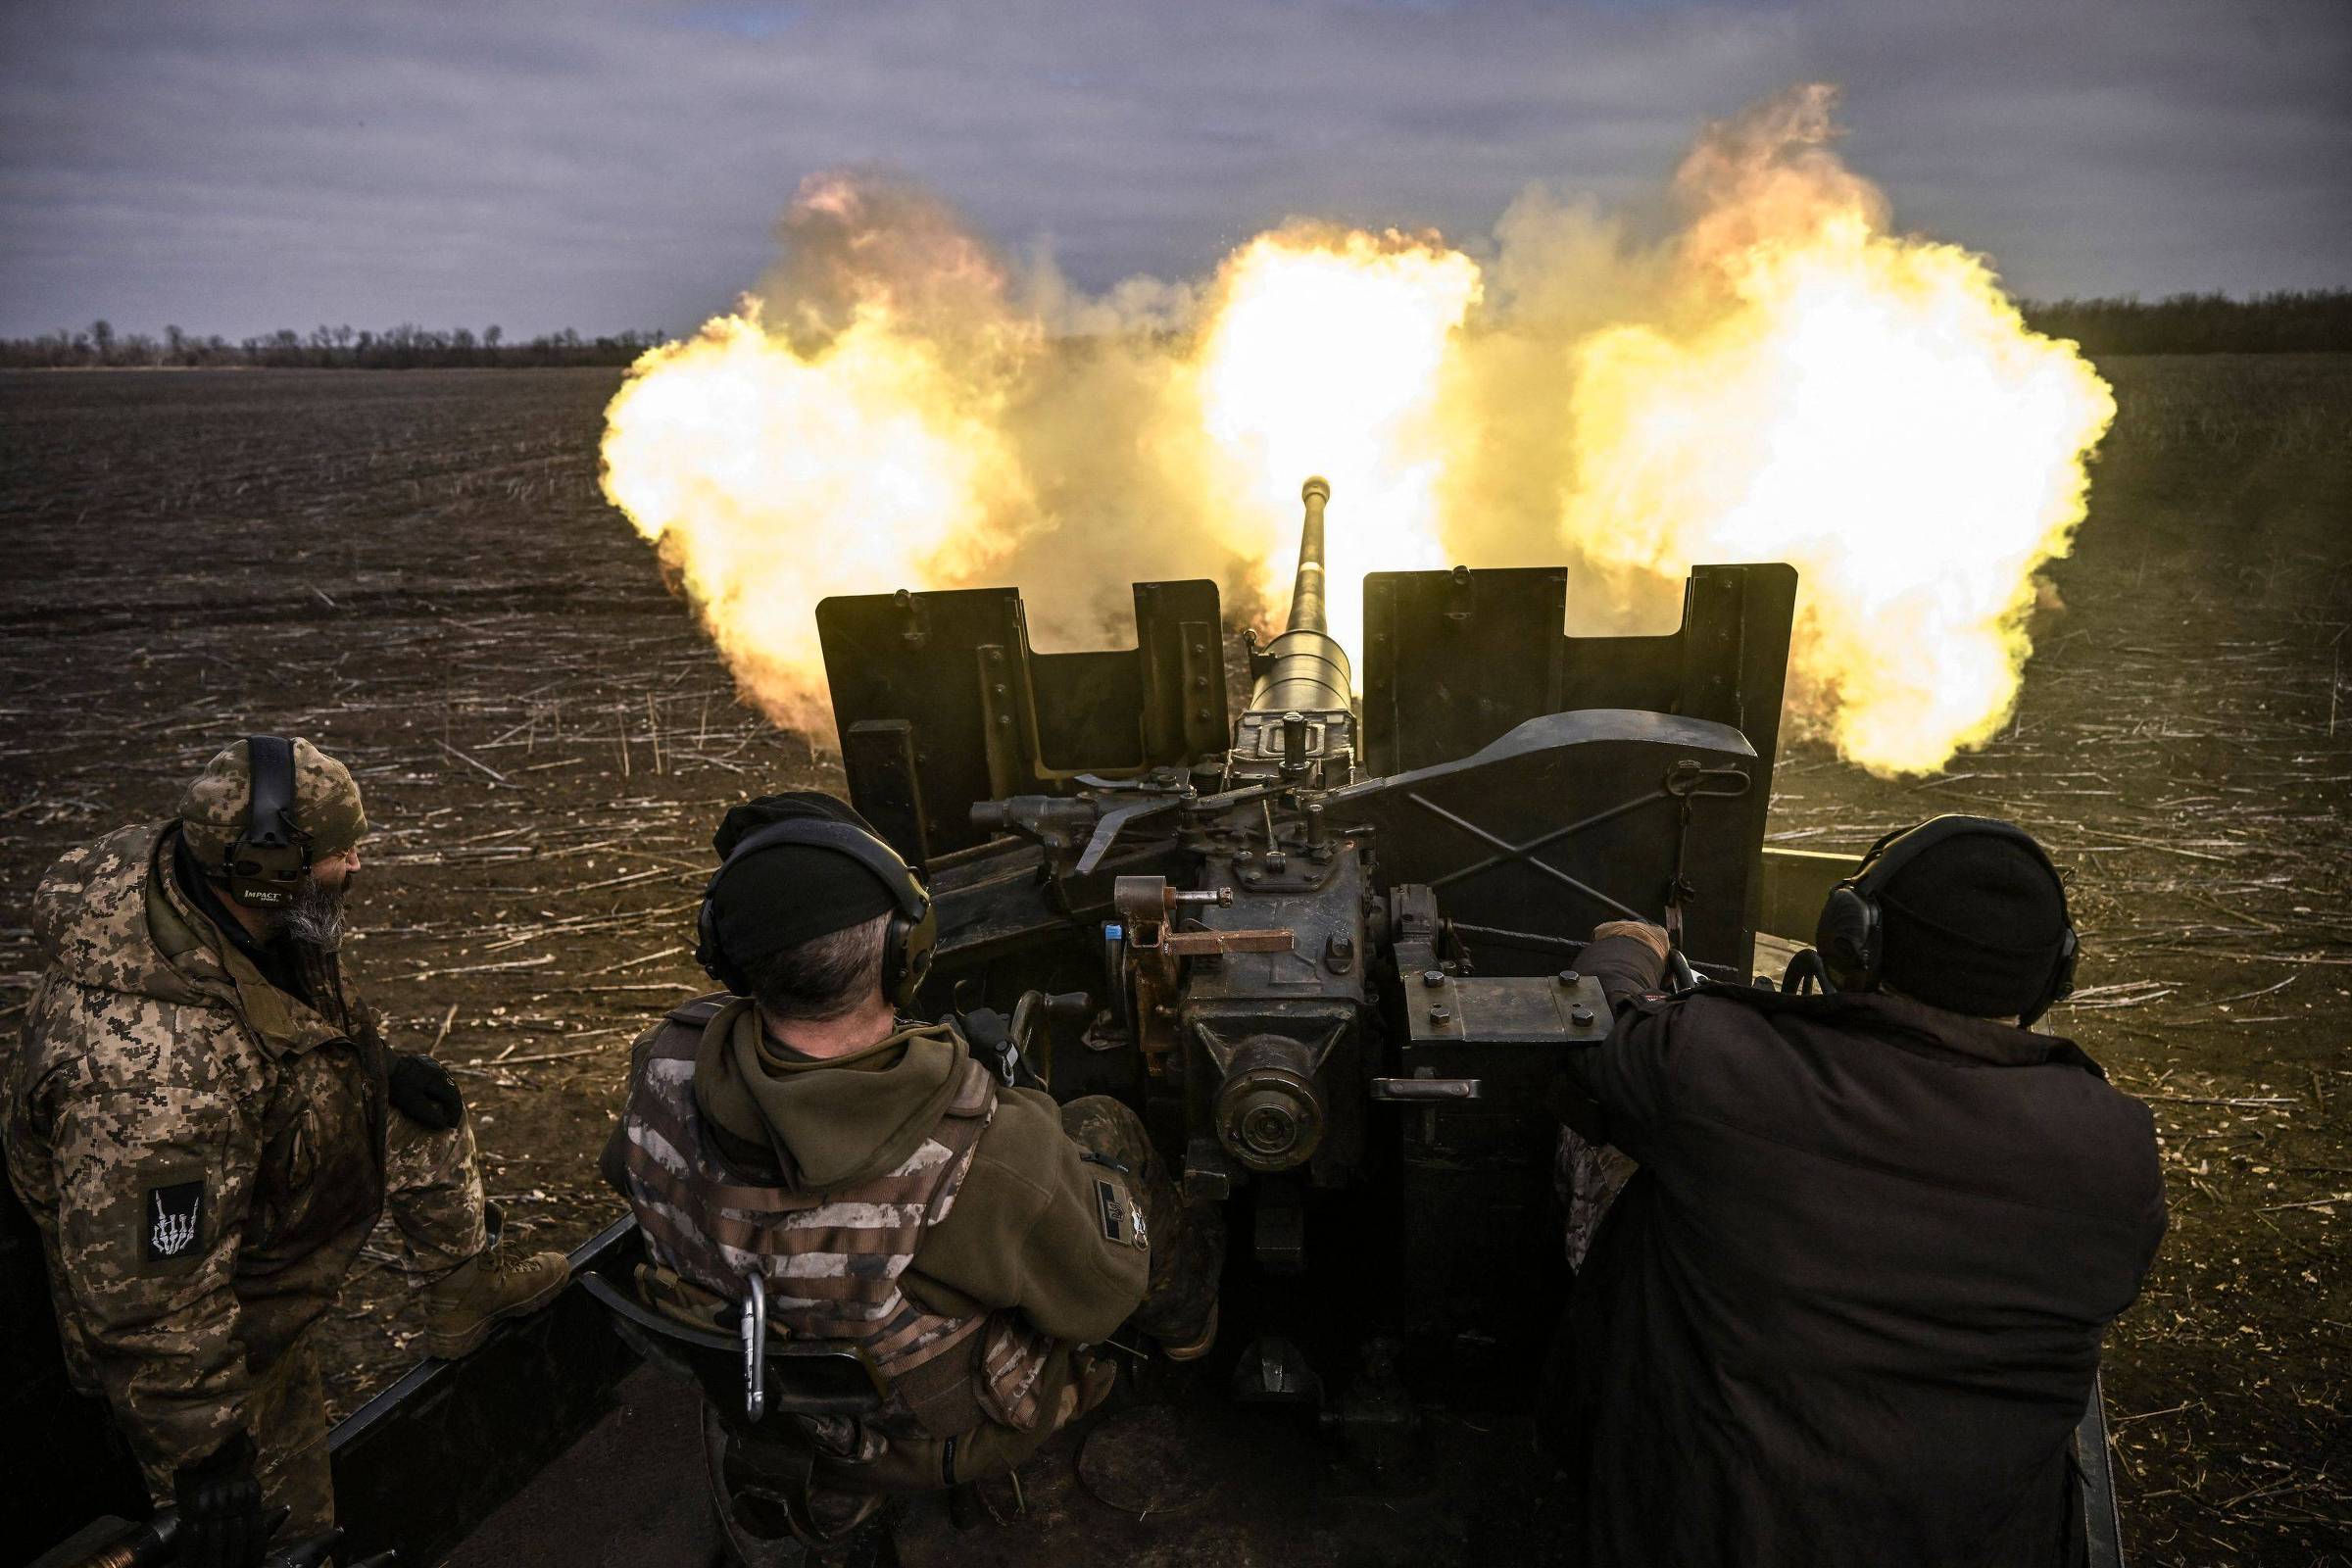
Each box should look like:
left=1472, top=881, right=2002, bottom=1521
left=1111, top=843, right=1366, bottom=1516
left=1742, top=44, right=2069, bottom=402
left=817, top=477, right=1801, bottom=1419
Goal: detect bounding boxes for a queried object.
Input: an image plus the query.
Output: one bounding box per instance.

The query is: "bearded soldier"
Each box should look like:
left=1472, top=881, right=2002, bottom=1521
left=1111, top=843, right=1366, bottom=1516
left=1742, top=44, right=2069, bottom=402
left=605, top=792, right=1225, bottom=1554
left=3, top=736, right=570, bottom=1567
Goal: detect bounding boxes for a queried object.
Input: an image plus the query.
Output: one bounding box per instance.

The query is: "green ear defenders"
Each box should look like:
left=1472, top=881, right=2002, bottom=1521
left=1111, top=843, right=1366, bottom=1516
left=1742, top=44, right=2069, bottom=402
left=695, top=817, right=937, bottom=1009
left=222, top=735, right=313, bottom=909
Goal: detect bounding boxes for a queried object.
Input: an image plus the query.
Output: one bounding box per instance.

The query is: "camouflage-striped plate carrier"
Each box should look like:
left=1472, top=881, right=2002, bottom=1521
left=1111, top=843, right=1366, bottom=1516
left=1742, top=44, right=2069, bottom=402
left=616, top=998, right=1057, bottom=1455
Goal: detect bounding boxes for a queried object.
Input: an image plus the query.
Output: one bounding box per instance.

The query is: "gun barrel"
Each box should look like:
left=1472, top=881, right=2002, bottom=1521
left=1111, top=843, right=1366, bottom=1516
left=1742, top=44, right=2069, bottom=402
left=1288, top=475, right=1330, bottom=635
left=1249, top=476, right=1351, bottom=715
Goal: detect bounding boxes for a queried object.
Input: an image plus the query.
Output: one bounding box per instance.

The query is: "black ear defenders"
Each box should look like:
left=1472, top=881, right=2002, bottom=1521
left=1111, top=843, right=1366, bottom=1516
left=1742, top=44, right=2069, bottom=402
left=1813, top=813, right=2078, bottom=1025
left=222, top=736, right=313, bottom=910
left=695, top=817, right=937, bottom=1009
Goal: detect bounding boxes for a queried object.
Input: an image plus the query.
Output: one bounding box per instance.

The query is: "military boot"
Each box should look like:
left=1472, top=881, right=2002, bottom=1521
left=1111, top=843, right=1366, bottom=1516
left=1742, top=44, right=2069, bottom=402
left=1159, top=1299, right=1218, bottom=1362
left=421, top=1211, right=569, bottom=1359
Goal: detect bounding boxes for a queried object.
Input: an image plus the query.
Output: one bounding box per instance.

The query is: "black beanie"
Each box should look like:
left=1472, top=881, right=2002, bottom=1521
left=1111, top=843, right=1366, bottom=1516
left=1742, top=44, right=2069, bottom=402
left=705, top=792, right=899, bottom=976
left=1874, top=830, right=2070, bottom=1018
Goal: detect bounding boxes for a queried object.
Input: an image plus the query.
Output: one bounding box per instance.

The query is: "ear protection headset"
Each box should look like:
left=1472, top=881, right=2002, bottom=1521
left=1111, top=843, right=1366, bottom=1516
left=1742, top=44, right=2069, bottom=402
left=695, top=817, right=937, bottom=1009
left=222, top=735, right=313, bottom=909
left=1814, top=813, right=2078, bottom=1025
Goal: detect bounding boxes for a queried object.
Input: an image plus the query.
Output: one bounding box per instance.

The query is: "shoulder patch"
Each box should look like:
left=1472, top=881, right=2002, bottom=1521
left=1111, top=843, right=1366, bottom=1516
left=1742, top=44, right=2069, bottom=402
left=1092, top=1178, right=1127, bottom=1246
left=1091, top=1176, right=1148, bottom=1250
left=144, top=1178, right=205, bottom=1264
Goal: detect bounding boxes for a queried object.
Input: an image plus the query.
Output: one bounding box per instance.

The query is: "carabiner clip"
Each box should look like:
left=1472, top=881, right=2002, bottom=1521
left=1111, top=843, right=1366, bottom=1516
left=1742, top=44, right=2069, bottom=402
left=739, top=1270, right=767, bottom=1421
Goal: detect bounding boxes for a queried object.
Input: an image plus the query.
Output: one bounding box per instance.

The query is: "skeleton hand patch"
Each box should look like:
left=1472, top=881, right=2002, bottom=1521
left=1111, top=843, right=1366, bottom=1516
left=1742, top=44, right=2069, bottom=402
left=144, top=1179, right=205, bottom=1263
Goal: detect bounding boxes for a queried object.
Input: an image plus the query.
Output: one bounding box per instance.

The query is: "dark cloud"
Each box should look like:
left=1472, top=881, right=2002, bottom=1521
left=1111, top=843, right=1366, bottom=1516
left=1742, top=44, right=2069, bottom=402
left=1, top=0, right=2344, bottom=337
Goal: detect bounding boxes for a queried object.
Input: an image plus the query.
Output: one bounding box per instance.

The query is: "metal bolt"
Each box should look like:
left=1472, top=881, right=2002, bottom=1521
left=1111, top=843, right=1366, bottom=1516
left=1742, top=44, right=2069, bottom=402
left=1421, top=968, right=1445, bottom=989
left=1556, top=968, right=1581, bottom=986
left=1570, top=1005, right=1595, bottom=1027
left=1266, top=853, right=1287, bottom=871
left=1429, top=1004, right=1452, bottom=1025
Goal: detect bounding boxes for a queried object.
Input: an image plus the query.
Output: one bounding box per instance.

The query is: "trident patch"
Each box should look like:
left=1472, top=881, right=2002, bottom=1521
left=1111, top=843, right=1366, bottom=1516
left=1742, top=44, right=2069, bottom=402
left=1093, top=1178, right=1149, bottom=1250
left=1093, top=1179, right=1125, bottom=1245
left=145, top=1180, right=204, bottom=1263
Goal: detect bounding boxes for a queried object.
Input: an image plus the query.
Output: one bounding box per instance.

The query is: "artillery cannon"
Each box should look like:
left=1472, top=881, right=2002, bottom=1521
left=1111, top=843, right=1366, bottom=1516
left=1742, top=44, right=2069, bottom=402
left=816, top=476, right=1802, bottom=1392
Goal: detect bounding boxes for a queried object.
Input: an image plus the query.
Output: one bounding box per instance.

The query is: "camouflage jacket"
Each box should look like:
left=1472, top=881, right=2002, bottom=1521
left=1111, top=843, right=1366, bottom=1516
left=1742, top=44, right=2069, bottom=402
left=2, top=823, right=390, bottom=1481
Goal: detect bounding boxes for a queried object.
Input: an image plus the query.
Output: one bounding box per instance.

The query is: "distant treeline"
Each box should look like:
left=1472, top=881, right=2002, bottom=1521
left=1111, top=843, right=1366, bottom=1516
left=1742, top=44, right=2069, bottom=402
left=3, top=290, right=2348, bottom=368
left=2019, top=290, right=2352, bottom=356
left=0, top=321, right=668, bottom=369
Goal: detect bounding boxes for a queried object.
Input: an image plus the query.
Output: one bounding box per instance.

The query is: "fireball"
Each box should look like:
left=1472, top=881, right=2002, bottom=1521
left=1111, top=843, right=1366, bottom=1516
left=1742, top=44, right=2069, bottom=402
left=598, top=87, right=2114, bottom=776
left=1558, top=90, right=2114, bottom=773
left=1187, top=226, right=1483, bottom=657
left=600, top=305, right=1032, bottom=728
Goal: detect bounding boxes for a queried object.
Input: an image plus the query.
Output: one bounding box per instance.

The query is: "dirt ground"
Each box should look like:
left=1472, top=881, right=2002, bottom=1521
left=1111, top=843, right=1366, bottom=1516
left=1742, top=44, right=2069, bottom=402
left=2, top=357, right=2346, bottom=1564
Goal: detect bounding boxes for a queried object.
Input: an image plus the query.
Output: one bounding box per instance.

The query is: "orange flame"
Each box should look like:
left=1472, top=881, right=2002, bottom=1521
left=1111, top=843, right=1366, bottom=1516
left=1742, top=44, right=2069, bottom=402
left=600, top=88, right=2113, bottom=776
left=1556, top=87, right=2114, bottom=772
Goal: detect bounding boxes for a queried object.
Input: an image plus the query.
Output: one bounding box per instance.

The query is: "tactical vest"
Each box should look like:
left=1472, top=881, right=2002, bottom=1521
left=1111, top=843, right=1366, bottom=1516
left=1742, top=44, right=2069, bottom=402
left=617, top=997, right=1056, bottom=1441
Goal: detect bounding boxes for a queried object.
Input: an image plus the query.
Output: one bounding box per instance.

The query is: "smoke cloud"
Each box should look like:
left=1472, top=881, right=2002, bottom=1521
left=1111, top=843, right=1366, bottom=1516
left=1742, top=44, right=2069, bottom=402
left=601, top=84, right=2113, bottom=775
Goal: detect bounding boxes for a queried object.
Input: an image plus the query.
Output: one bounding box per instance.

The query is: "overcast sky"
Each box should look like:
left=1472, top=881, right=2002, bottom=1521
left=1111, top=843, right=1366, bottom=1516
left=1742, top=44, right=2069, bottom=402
left=2, top=0, right=2346, bottom=340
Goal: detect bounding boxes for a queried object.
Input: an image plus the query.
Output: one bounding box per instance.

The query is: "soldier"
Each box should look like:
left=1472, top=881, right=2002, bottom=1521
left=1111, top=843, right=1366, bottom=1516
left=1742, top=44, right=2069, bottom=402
left=604, top=791, right=1223, bottom=1553
left=3, top=736, right=570, bottom=1568
left=1544, top=814, right=2166, bottom=1568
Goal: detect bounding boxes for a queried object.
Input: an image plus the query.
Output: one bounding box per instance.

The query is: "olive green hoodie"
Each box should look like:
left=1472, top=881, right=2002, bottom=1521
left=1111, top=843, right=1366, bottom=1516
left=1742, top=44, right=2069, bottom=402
left=694, top=1007, right=962, bottom=1189
left=689, top=1002, right=1145, bottom=1345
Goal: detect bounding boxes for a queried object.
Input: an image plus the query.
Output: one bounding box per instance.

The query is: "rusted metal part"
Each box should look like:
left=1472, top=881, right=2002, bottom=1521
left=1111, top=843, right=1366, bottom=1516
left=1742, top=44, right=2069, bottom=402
left=1161, top=929, right=1296, bottom=956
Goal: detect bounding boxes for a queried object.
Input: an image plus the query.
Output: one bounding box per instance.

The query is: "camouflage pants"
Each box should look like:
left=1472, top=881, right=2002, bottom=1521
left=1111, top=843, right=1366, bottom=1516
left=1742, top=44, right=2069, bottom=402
left=1060, top=1095, right=1225, bottom=1347
left=385, top=1096, right=491, bottom=1278
left=1556, top=1125, right=1637, bottom=1272
left=247, top=1335, right=336, bottom=1544
left=137, top=1104, right=491, bottom=1542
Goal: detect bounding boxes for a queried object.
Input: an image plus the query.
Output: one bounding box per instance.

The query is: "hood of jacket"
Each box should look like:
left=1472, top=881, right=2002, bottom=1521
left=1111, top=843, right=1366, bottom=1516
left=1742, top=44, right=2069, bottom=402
left=30, top=823, right=346, bottom=1062
left=30, top=823, right=222, bottom=1006
left=692, top=1000, right=969, bottom=1193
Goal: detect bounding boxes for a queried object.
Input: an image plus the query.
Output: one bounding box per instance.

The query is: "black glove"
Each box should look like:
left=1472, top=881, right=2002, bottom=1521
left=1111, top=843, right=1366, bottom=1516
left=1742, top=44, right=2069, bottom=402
left=172, top=1429, right=267, bottom=1568
left=955, top=1007, right=1042, bottom=1091
left=389, top=1051, right=464, bottom=1130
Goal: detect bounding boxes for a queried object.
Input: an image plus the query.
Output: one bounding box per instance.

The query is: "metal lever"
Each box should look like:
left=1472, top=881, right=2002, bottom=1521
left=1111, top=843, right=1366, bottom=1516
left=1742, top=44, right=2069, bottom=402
left=1368, top=1077, right=1482, bottom=1102
left=741, top=1271, right=767, bottom=1420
